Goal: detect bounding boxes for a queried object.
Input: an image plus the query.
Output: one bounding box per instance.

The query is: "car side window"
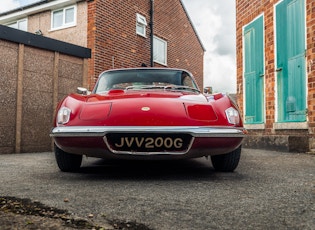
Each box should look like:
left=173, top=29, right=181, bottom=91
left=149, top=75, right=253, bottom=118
left=182, top=73, right=194, bottom=88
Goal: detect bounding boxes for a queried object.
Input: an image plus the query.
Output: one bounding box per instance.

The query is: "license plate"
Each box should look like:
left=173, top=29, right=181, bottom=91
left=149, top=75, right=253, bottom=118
left=106, top=133, right=192, bottom=152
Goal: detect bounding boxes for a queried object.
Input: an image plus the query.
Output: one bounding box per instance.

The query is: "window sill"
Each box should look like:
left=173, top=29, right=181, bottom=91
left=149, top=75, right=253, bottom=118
left=273, top=122, right=308, bottom=130
left=244, top=124, right=265, bottom=130
left=50, top=24, right=76, bottom=32
left=153, top=60, right=167, bottom=66
left=136, top=32, right=147, bottom=38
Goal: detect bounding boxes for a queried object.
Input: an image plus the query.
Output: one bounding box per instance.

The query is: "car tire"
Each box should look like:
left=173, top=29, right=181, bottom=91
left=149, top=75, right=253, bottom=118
left=211, top=145, right=241, bottom=172
left=54, top=144, right=82, bottom=172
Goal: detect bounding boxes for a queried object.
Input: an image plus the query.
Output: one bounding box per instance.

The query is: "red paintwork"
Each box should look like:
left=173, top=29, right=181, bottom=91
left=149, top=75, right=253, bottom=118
left=54, top=91, right=242, bottom=127
left=52, top=68, right=244, bottom=159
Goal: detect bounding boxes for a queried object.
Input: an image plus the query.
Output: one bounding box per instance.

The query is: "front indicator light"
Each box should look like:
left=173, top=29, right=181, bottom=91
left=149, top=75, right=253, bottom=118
left=57, top=107, right=71, bottom=124
left=186, top=104, right=218, bottom=121
left=225, top=107, right=240, bottom=125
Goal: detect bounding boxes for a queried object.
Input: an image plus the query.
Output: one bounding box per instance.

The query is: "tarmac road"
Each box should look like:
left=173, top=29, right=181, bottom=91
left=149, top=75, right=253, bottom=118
left=0, top=148, right=314, bottom=230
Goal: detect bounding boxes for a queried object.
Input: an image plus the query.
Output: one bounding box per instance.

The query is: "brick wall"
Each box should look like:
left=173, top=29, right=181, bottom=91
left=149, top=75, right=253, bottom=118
left=306, top=0, right=315, bottom=149
left=154, top=0, right=204, bottom=88
left=236, top=0, right=315, bottom=151
left=87, top=0, right=204, bottom=90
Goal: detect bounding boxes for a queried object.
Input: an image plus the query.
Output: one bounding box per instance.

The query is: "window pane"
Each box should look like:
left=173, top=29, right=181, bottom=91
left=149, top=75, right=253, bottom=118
left=53, top=10, right=63, bottom=28
left=136, top=14, right=147, bottom=25
left=136, top=24, right=145, bottom=35
left=7, top=22, right=18, bottom=29
left=153, top=37, right=167, bottom=65
left=65, top=7, right=74, bottom=24
left=18, top=20, right=27, bottom=31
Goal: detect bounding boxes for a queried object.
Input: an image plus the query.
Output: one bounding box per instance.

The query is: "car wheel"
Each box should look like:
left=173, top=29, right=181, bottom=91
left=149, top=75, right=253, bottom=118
left=54, top=144, right=82, bottom=172
left=211, top=145, right=241, bottom=172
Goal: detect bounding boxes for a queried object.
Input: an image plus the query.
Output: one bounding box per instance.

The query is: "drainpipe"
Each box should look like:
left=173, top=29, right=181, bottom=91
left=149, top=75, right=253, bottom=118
left=150, top=0, right=154, bottom=67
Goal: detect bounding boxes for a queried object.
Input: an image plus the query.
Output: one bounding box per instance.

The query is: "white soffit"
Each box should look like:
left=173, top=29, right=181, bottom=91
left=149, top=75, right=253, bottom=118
left=0, top=0, right=79, bottom=23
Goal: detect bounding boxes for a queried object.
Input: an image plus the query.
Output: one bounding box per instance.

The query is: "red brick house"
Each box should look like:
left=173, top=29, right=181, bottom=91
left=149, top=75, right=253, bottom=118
left=236, top=0, right=315, bottom=152
left=0, top=0, right=205, bottom=90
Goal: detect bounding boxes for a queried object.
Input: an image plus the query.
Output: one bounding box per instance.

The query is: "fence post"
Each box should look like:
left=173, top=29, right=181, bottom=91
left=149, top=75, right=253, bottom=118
left=15, top=44, right=24, bottom=153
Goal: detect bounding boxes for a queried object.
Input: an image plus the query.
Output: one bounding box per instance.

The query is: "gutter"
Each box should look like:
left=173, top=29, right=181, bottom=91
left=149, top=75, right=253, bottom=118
left=0, top=0, right=82, bottom=23
left=150, top=0, right=154, bottom=67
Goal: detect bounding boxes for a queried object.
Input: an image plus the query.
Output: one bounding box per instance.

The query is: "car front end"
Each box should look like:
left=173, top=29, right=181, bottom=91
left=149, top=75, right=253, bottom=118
left=50, top=68, right=246, bottom=172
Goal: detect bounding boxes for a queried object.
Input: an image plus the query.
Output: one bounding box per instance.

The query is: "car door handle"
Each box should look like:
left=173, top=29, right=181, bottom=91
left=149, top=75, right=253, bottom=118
left=276, top=68, right=282, bottom=72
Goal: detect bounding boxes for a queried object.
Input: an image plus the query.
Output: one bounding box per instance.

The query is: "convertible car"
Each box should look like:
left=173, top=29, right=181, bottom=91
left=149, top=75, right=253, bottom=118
left=50, top=68, right=246, bottom=172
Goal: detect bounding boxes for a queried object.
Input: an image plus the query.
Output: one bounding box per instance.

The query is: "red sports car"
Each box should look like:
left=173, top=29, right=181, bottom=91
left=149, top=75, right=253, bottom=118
left=50, top=68, right=246, bottom=172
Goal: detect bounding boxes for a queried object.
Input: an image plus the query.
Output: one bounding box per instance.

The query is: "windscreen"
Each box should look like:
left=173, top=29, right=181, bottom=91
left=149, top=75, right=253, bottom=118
left=93, top=69, right=199, bottom=93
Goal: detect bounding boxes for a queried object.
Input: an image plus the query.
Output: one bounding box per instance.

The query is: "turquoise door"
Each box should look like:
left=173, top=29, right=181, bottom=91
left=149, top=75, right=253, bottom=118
left=244, top=16, right=264, bottom=124
left=276, top=0, right=306, bottom=122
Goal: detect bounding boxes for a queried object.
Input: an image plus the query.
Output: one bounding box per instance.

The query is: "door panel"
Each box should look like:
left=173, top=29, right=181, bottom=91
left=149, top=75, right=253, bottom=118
left=244, top=16, right=264, bottom=124
left=276, top=0, right=306, bottom=122
left=286, top=54, right=306, bottom=121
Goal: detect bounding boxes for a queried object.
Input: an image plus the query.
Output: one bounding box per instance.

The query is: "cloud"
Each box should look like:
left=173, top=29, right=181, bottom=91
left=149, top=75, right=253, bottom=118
left=0, top=0, right=20, bottom=13
left=204, top=54, right=236, bottom=93
left=181, top=0, right=236, bottom=93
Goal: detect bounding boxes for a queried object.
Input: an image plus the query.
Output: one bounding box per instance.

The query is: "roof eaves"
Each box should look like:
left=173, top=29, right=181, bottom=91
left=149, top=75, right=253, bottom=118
left=0, top=0, right=49, bottom=16
left=0, top=0, right=81, bottom=24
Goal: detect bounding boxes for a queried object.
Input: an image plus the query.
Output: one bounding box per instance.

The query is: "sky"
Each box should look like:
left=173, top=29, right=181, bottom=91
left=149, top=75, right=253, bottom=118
left=1, top=0, right=237, bottom=93
left=182, top=0, right=237, bottom=93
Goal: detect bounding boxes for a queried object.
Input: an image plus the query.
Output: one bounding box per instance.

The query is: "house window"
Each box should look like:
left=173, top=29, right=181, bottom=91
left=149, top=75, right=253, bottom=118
left=136, top=13, right=147, bottom=37
left=153, top=36, right=167, bottom=65
left=51, top=5, right=76, bottom=30
left=6, top=18, right=27, bottom=31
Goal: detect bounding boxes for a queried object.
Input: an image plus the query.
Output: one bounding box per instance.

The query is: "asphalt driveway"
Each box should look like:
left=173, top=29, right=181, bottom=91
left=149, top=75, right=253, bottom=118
left=0, top=148, right=314, bottom=229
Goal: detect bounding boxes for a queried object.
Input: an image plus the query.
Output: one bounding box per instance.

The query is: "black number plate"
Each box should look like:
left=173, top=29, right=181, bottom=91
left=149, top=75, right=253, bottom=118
left=106, top=133, right=192, bottom=152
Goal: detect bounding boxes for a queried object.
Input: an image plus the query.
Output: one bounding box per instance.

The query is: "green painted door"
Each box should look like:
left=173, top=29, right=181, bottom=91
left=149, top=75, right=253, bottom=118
left=276, top=0, right=306, bottom=122
left=244, top=16, right=264, bottom=124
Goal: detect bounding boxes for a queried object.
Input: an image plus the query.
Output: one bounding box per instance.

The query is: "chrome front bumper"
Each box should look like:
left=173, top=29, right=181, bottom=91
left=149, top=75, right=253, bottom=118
left=50, top=126, right=246, bottom=138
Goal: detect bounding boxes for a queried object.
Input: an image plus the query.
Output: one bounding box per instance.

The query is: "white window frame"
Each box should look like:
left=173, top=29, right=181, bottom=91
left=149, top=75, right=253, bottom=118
left=136, top=13, right=147, bottom=37
left=51, top=5, right=76, bottom=30
left=153, top=36, right=167, bottom=66
left=6, top=18, right=28, bottom=31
